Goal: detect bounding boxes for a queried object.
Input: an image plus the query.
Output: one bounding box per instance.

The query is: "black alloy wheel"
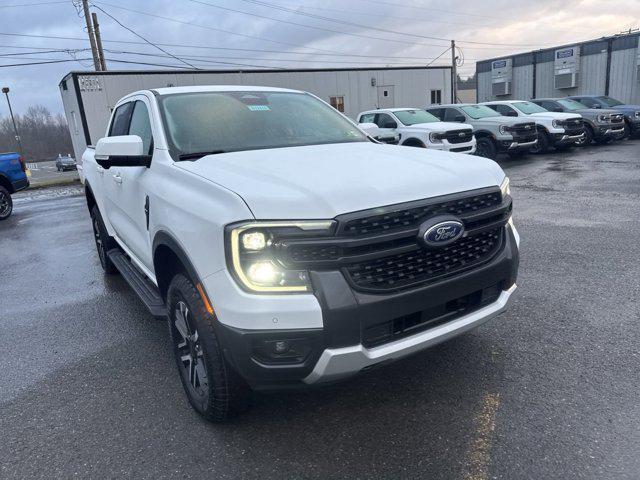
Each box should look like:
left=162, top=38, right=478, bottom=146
left=0, top=186, right=13, bottom=220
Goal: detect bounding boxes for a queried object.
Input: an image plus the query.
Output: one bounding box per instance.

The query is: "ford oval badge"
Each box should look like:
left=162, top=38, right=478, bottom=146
left=422, top=220, right=464, bottom=247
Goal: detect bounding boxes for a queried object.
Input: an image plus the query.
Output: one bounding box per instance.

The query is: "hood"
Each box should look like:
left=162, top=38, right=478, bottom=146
left=176, top=142, right=505, bottom=219
left=529, top=112, right=582, bottom=120
left=612, top=104, right=640, bottom=114
left=405, top=121, right=473, bottom=132
left=472, top=116, right=522, bottom=125
left=575, top=107, right=621, bottom=117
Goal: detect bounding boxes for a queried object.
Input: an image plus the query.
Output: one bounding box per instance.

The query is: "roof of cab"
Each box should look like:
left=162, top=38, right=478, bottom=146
left=151, top=85, right=302, bottom=95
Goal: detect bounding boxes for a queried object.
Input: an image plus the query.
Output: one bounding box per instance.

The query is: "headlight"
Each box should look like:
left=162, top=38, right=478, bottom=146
left=500, top=176, right=510, bottom=198
left=429, top=132, right=444, bottom=143
left=552, top=120, right=560, bottom=128
left=227, top=220, right=334, bottom=293
left=635, top=111, right=640, bottom=119
left=499, top=124, right=509, bottom=135
left=597, top=114, right=610, bottom=123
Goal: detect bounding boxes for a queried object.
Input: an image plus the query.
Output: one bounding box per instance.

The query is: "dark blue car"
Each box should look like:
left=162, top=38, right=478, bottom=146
left=0, top=152, right=29, bottom=220
left=569, top=95, right=640, bottom=138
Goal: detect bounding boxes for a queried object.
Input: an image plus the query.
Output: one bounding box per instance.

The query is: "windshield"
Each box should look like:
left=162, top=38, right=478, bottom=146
left=393, top=109, right=440, bottom=125
left=512, top=101, right=548, bottom=114
left=597, top=96, right=623, bottom=107
left=557, top=99, right=586, bottom=111
left=460, top=105, right=502, bottom=119
left=158, top=91, right=367, bottom=158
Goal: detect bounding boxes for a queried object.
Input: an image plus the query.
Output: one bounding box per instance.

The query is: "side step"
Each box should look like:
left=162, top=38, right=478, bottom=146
left=107, top=249, right=166, bottom=318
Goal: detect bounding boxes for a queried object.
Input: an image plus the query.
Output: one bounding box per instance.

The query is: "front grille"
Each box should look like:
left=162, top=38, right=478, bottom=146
left=611, top=114, right=624, bottom=124
left=340, top=191, right=502, bottom=237
left=450, top=146, right=473, bottom=153
left=446, top=129, right=473, bottom=144
left=508, top=122, right=536, bottom=134
left=345, top=228, right=503, bottom=292
left=559, top=118, right=584, bottom=134
left=362, top=283, right=502, bottom=348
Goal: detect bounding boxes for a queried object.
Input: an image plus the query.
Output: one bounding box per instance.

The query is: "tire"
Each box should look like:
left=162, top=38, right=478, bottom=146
left=402, top=138, right=426, bottom=148
left=576, top=125, right=593, bottom=147
left=475, top=137, right=497, bottom=160
left=0, top=186, right=13, bottom=221
left=622, top=121, right=631, bottom=139
left=530, top=129, right=550, bottom=154
left=90, top=205, right=118, bottom=274
left=167, top=274, right=251, bottom=422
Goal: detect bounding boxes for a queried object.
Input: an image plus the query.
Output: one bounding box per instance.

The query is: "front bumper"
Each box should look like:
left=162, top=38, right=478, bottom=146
left=552, top=132, right=585, bottom=146
left=210, top=223, right=520, bottom=390
left=11, top=177, right=29, bottom=192
left=498, top=139, right=538, bottom=152
left=594, top=123, right=625, bottom=139
left=430, top=140, right=477, bottom=155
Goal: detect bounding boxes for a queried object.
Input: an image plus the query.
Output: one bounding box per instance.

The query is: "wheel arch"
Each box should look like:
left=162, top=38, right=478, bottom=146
left=400, top=137, right=426, bottom=147
left=152, top=231, right=203, bottom=302
left=0, top=173, right=14, bottom=194
left=474, top=129, right=496, bottom=140
left=84, top=181, right=96, bottom=213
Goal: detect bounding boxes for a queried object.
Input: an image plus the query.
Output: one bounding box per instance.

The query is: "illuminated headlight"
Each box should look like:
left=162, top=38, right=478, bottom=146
left=429, top=132, right=444, bottom=143
left=227, top=221, right=334, bottom=293
left=597, top=114, right=610, bottom=123
left=552, top=120, right=560, bottom=128
left=500, top=176, right=510, bottom=198
left=499, top=124, right=509, bottom=135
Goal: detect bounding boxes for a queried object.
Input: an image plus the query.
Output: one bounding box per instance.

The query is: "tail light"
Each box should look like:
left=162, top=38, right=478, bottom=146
left=18, top=155, right=26, bottom=172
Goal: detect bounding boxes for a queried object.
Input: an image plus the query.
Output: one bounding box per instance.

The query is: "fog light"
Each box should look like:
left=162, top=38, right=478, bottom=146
left=273, top=340, right=290, bottom=354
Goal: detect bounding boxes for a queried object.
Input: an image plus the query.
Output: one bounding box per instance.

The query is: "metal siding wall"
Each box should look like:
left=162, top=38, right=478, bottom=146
left=576, top=52, right=607, bottom=95
left=609, top=47, right=640, bottom=104
left=477, top=71, right=492, bottom=102
left=59, top=77, right=85, bottom=161
left=512, top=65, right=534, bottom=100
left=535, top=61, right=555, bottom=98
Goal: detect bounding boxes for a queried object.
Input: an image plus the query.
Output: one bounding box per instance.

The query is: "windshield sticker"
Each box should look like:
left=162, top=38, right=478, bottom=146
left=248, top=105, right=270, bottom=111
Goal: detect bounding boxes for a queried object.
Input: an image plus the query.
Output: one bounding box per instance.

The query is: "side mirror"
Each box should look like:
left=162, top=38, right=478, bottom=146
left=553, top=106, right=563, bottom=112
left=505, top=110, right=518, bottom=117
left=358, top=122, right=380, bottom=136
left=454, top=115, right=466, bottom=123
left=94, top=135, right=151, bottom=169
left=592, top=104, right=601, bottom=109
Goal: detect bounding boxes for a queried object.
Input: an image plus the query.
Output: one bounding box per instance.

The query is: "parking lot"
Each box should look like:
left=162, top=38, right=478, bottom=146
left=1, top=140, right=639, bottom=479
left=26, top=160, right=79, bottom=188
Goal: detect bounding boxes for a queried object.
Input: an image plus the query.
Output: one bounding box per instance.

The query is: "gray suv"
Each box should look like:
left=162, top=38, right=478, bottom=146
left=426, top=104, right=537, bottom=160
left=531, top=98, right=625, bottom=146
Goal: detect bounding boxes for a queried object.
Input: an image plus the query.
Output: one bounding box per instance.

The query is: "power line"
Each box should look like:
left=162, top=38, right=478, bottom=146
left=234, top=0, right=546, bottom=47
left=0, top=0, right=67, bottom=7
left=91, top=5, right=199, bottom=69
left=92, top=1, right=340, bottom=55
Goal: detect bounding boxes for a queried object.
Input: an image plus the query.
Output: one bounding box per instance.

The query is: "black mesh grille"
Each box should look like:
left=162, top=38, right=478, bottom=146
left=346, top=228, right=503, bottom=292
left=446, top=129, right=473, bottom=144
left=341, top=191, right=502, bottom=237
left=610, top=114, right=624, bottom=124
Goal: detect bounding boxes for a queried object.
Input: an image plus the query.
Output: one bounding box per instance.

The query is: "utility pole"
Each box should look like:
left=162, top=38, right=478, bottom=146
left=82, top=0, right=101, bottom=71
left=451, top=39, right=458, bottom=103
left=92, top=12, right=107, bottom=71
left=2, top=87, right=24, bottom=157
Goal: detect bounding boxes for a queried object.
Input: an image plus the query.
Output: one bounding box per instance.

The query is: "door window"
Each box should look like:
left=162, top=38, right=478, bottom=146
left=375, top=113, right=397, bottom=129
left=493, top=104, right=517, bottom=116
left=575, top=97, right=598, bottom=108
left=109, top=102, right=134, bottom=136
left=443, top=108, right=464, bottom=122
left=427, top=108, right=444, bottom=120
left=128, top=101, right=154, bottom=155
left=359, top=113, right=376, bottom=124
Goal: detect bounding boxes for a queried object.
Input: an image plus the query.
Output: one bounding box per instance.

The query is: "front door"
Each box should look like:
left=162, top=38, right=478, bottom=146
left=377, top=86, right=395, bottom=109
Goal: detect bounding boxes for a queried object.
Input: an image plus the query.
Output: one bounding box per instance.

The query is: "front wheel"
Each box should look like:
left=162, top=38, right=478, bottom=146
left=575, top=125, right=593, bottom=147
left=530, top=130, right=550, bottom=154
left=0, top=186, right=13, bottom=221
left=475, top=137, right=497, bottom=160
left=167, top=274, right=251, bottom=422
left=90, top=205, right=118, bottom=274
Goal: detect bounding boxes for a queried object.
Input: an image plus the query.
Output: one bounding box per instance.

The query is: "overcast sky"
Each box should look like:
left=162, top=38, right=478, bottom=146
left=0, top=0, right=639, bottom=116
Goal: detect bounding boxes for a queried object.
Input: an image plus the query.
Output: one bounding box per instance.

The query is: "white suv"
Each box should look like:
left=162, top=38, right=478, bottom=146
left=357, top=108, right=476, bottom=154
left=82, top=86, right=519, bottom=422
left=481, top=100, right=584, bottom=153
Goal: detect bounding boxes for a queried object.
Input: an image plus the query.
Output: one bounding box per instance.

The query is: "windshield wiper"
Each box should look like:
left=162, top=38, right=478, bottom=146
left=178, top=150, right=226, bottom=161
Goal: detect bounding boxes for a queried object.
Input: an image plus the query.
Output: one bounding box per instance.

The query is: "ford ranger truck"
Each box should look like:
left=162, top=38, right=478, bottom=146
left=356, top=108, right=476, bottom=154
left=531, top=98, right=625, bottom=146
left=568, top=95, right=640, bottom=138
left=482, top=100, right=584, bottom=154
left=426, top=104, right=537, bottom=160
left=0, top=152, right=29, bottom=220
left=82, top=86, right=520, bottom=422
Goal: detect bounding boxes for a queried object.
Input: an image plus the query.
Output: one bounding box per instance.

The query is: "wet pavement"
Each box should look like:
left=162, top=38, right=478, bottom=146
left=1, top=139, right=639, bottom=479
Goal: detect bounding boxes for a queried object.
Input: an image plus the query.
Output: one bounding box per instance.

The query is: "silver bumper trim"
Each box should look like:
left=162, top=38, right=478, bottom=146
left=509, top=139, right=537, bottom=149
left=304, top=284, right=517, bottom=384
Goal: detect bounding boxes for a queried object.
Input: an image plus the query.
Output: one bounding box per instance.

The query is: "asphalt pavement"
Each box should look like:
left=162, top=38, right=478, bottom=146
left=26, top=160, right=79, bottom=187
left=1, top=140, right=639, bottom=479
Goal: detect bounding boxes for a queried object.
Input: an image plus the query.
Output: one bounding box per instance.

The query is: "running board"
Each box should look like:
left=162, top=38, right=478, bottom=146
left=107, top=249, right=166, bottom=318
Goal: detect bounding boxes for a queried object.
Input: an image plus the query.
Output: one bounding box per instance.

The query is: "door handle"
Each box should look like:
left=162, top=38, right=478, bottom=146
left=112, top=173, right=122, bottom=184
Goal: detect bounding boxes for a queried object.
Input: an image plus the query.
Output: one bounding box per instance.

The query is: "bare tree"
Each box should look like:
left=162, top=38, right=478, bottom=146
left=0, top=105, right=74, bottom=161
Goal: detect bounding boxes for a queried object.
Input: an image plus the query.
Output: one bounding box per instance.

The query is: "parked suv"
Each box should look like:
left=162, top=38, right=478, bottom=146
left=357, top=108, right=476, bottom=154
left=56, top=154, right=77, bottom=171
left=568, top=95, right=640, bottom=138
left=82, top=86, right=519, bottom=422
left=531, top=98, right=625, bottom=145
left=482, top=100, right=584, bottom=153
left=426, top=104, right=537, bottom=160
left=0, top=152, right=29, bottom=220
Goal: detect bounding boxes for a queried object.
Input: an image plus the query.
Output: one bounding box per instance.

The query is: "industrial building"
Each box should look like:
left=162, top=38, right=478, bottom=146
left=59, top=66, right=452, bottom=161
left=476, top=32, right=640, bottom=104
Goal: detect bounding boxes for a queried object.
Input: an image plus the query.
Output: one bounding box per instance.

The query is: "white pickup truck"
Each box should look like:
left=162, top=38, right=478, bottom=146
left=357, top=108, right=476, bottom=154
left=82, top=86, right=519, bottom=422
left=481, top=100, right=585, bottom=153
